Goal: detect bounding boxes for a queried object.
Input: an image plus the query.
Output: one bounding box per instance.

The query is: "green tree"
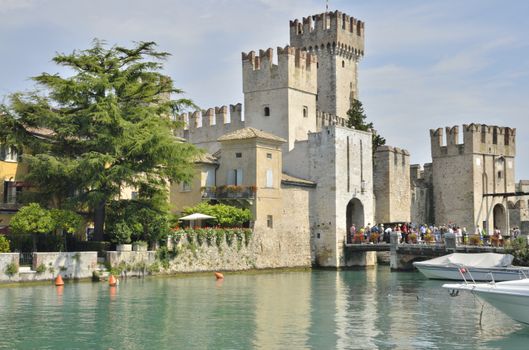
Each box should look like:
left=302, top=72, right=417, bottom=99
left=346, top=99, right=386, bottom=153
left=50, top=209, right=83, bottom=235
left=0, top=40, right=200, bottom=240
left=183, top=202, right=252, bottom=228
left=0, top=235, right=10, bottom=253
left=10, top=203, right=54, bottom=251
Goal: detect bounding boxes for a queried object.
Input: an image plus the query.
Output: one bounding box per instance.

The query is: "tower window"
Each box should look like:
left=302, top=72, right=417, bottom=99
left=498, top=171, right=503, bottom=179
left=263, top=106, right=270, bottom=117
left=303, top=106, right=308, bottom=118
left=266, top=153, right=272, bottom=159
left=342, top=60, right=345, bottom=68
left=267, top=215, right=273, bottom=228
left=235, top=152, right=242, bottom=158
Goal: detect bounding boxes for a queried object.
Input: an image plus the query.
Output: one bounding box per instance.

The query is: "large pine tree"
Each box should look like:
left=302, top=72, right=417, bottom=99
left=0, top=40, right=199, bottom=240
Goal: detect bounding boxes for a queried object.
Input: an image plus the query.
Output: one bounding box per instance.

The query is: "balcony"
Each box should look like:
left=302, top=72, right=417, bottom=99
left=0, top=201, right=23, bottom=211
left=201, top=185, right=256, bottom=203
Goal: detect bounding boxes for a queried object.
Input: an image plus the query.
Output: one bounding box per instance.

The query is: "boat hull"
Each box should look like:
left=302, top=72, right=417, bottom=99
left=414, top=263, right=528, bottom=282
left=443, top=280, right=529, bottom=325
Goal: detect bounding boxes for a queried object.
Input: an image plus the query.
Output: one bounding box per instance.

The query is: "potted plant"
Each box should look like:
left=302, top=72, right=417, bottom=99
left=132, top=240, right=148, bottom=252
left=113, top=221, right=132, bottom=251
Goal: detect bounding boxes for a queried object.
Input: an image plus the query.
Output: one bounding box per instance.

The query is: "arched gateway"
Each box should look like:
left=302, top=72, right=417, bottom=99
left=493, top=203, right=507, bottom=234
left=346, top=198, right=364, bottom=236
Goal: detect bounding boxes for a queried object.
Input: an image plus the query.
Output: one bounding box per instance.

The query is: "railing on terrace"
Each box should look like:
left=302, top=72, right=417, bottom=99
left=19, top=252, right=33, bottom=266
left=201, top=186, right=256, bottom=200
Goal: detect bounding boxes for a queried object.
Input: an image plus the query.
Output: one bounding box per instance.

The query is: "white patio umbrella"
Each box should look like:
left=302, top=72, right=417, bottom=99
left=179, top=213, right=216, bottom=227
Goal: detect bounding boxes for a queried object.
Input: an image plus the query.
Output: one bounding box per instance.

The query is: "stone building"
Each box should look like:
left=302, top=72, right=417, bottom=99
left=173, top=10, right=374, bottom=268
left=408, top=124, right=529, bottom=236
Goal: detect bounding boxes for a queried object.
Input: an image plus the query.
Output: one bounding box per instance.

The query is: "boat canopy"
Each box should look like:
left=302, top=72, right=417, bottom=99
left=417, top=253, right=514, bottom=268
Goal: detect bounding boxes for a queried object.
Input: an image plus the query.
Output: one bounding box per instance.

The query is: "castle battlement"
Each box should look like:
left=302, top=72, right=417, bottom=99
left=315, top=110, right=347, bottom=130
left=375, top=145, right=410, bottom=170
left=174, top=103, right=246, bottom=154
left=430, top=124, right=516, bottom=158
left=289, top=10, right=364, bottom=57
left=242, top=46, right=317, bottom=94
left=179, top=103, right=243, bottom=130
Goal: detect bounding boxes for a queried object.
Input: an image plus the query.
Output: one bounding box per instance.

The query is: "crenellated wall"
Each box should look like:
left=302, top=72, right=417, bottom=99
left=176, top=103, right=245, bottom=154
left=430, top=124, right=516, bottom=158
left=289, top=10, right=365, bottom=57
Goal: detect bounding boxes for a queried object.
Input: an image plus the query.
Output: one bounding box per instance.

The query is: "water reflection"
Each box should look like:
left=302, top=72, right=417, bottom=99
left=0, top=268, right=527, bottom=349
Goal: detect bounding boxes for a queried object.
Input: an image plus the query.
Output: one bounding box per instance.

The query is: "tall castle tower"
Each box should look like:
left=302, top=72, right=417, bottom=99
left=242, top=46, right=318, bottom=152
left=430, top=124, right=516, bottom=234
left=290, top=10, right=365, bottom=118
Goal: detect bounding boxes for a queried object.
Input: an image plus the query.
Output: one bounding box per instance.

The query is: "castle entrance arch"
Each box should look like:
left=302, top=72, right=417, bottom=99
left=346, top=198, right=364, bottom=238
left=493, top=204, right=507, bottom=234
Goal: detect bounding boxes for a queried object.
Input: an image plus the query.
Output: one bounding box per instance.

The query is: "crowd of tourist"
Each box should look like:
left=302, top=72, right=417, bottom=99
left=346, top=222, right=524, bottom=246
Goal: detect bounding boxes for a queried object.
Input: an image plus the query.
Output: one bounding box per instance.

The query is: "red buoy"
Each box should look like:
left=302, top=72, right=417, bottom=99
left=55, top=275, right=65, bottom=286
left=108, top=274, right=118, bottom=286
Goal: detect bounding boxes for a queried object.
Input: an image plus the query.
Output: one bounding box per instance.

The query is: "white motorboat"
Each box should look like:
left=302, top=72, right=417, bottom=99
left=443, top=279, right=529, bottom=325
left=413, top=253, right=529, bottom=281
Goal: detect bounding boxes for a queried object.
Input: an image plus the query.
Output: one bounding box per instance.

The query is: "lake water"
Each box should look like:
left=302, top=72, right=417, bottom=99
left=1, top=267, right=528, bottom=349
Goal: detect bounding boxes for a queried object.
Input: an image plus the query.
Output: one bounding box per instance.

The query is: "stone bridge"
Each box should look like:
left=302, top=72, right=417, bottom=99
left=343, top=232, right=506, bottom=270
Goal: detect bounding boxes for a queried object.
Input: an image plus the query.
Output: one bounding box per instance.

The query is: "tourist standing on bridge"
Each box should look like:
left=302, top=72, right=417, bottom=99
left=348, top=224, right=356, bottom=244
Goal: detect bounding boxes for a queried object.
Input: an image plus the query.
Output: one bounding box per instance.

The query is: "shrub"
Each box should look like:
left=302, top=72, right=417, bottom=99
left=182, top=202, right=252, bottom=227
left=0, top=235, right=10, bottom=253
left=5, top=262, right=18, bottom=276
left=36, top=263, right=47, bottom=274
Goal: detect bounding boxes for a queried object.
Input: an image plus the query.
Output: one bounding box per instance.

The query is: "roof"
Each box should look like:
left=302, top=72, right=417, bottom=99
left=193, top=152, right=218, bottom=165
left=281, top=173, right=317, bottom=188
left=218, top=127, right=286, bottom=143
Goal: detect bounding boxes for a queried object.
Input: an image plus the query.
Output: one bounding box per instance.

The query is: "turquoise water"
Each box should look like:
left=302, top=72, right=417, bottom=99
left=1, top=267, right=528, bottom=349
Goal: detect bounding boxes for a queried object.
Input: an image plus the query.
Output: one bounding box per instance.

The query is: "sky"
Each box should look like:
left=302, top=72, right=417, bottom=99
left=1, top=0, right=528, bottom=179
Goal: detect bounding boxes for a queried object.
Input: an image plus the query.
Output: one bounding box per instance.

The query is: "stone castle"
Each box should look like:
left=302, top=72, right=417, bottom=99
left=2, top=10, right=526, bottom=269
left=167, top=10, right=529, bottom=268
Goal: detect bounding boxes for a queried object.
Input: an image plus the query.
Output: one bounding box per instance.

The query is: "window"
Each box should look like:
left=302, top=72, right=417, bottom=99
left=204, top=169, right=215, bottom=187
left=0, top=145, right=18, bottom=162
left=266, top=153, right=272, bottom=159
left=267, top=215, right=273, bottom=228
left=342, top=60, right=345, bottom=68
left=229, top=168, right=243, bottom=186
left=266, top=169, right=273, bottom=188
left=131, top=191, right=138, bottom=199
left=498, top=171, right=503, bottom=179
left=3, top=181, right=20, bottom=204
left=303, top=106, right=308, bottom=118
left=182, top=182, right=191, bottom=192
left=263, top=106, right=270, bottom=117
left=235, top=152, right=242, bottom=158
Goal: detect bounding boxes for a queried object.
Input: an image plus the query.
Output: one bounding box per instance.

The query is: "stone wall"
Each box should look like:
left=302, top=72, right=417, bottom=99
left=0, top=252, right=97, bottom=283
left=0, top=253, right=19, bottom=282
left=106, top=251, right=156, bottom=277
left=32, top=252, right=98, bottom=280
